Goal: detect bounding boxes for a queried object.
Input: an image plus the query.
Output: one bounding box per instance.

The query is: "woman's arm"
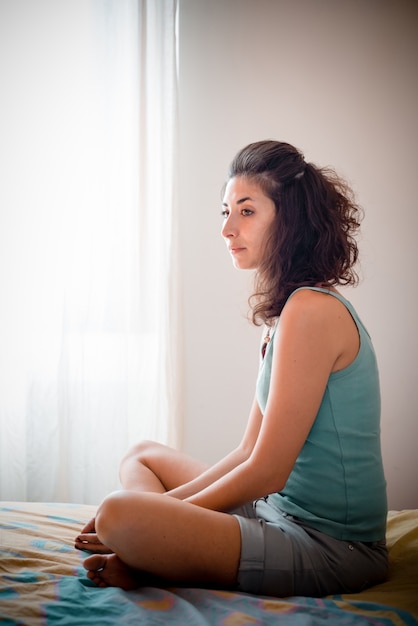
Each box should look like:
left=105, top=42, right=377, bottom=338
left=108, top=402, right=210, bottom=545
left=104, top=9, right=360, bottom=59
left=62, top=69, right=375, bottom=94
left=166, top=395, right=263, bottom=501
left=182, top=290, right=351, bottom=512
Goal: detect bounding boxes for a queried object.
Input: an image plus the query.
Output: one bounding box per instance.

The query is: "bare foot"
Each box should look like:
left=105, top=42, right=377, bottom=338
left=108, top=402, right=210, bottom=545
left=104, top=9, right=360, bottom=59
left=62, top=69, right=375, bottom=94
left=75, top=518, right=113, bottom=554
left=83, top=554, right=141, bottom=590
left=75, top=533, right=114, bottom=554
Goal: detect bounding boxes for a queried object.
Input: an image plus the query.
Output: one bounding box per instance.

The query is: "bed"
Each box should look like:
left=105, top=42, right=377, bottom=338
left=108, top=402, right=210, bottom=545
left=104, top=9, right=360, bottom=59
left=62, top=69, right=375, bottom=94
left=1, top=502, right=417, bottom=625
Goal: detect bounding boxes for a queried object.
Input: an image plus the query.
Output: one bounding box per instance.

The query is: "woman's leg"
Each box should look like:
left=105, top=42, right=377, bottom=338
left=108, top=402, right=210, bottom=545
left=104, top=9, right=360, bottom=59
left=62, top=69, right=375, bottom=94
left=119, top=440, right=210, bottom=493
left=83, top=490, right=241, bottom=590
left=75, top=440, right=209, bottom=553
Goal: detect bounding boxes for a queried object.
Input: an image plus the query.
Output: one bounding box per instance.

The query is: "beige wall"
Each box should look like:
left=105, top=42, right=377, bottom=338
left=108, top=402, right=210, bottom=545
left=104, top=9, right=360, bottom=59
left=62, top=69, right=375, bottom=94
left=177, top=0, right=418, bottom=509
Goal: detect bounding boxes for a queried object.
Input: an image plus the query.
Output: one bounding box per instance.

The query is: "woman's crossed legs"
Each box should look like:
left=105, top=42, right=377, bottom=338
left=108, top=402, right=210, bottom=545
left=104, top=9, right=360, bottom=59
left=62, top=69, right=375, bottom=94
left=75, top=441, right=241, bottom=590
left=82, top=490, right=241, bottom=589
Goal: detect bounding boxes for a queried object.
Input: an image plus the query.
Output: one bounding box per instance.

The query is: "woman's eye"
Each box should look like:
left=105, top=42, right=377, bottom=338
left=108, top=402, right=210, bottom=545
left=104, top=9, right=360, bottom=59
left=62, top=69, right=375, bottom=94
left=221, top=208, right=253, bottom=218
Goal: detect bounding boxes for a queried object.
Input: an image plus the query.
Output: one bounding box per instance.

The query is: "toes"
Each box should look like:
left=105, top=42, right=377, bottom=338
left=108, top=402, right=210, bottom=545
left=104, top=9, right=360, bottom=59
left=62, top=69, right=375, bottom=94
left=84, top=554, right=107, bottom=572
left=85, top=557, right=108, bottom=588
left=87, top=571, right=107, bottom=587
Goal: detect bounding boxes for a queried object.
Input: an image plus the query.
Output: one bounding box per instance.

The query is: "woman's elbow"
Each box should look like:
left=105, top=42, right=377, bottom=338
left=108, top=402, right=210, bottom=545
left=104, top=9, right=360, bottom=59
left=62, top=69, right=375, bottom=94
left=246, top=458, right=288, bottom=498
left=263, top=476, right=287, bottom=495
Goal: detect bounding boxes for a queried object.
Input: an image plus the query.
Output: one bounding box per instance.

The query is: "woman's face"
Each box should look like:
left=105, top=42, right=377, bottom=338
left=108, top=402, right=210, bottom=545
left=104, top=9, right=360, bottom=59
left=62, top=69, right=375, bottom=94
left=221, top=176, right=276, bottom=270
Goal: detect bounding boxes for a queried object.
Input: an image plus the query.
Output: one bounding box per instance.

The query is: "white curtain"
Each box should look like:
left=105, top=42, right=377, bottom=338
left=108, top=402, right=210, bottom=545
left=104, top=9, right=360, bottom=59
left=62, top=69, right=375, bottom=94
left=0, top=0, right=180, bottom=504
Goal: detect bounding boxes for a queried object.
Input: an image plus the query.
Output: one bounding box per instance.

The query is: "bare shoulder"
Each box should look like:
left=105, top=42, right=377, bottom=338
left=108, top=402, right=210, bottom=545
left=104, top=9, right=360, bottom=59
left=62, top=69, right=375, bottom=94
left=279, top=288, right=358, bottom=372
left=281, top=288, right=344, bottom=326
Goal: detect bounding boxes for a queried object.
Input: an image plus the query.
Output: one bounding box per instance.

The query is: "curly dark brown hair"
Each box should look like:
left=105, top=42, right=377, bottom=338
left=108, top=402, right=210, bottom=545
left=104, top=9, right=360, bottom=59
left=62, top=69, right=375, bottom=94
left=226, top=140, right=363, bottom=326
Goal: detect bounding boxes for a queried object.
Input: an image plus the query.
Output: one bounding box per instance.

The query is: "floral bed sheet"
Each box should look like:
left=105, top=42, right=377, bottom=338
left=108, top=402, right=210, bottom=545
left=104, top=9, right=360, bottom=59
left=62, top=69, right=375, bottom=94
left=1, top=502, right=417, bottom=625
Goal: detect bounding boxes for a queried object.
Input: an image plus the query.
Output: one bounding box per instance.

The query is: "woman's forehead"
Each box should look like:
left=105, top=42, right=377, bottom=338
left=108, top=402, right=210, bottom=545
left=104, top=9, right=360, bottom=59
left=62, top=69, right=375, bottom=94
left=223, top=176, right=267, bottom=203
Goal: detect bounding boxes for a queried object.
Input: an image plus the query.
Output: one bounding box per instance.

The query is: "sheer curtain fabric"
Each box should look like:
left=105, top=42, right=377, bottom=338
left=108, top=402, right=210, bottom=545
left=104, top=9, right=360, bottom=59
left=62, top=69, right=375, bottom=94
left=0, top=0, right=180, bottom=504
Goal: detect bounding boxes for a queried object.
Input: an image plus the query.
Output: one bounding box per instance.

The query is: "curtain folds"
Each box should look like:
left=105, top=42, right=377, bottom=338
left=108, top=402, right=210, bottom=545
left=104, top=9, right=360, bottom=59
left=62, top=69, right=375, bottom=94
left=0, top=0, right=180, bottom=504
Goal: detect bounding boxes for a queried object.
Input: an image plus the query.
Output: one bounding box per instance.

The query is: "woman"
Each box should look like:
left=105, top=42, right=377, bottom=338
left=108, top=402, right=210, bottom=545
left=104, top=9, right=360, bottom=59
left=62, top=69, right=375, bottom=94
left=75, top=140, right=388, bottom=597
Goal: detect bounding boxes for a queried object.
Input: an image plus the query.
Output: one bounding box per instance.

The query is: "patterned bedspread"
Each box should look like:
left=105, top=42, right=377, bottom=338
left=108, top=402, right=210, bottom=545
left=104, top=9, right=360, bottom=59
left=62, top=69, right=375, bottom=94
left=1, top=502, right=417, bottom=625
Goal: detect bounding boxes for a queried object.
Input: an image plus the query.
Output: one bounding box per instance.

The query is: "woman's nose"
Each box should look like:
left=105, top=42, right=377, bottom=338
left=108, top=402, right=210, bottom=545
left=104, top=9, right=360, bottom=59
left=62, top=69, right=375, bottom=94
left=221, top=214, right=237, bottom=239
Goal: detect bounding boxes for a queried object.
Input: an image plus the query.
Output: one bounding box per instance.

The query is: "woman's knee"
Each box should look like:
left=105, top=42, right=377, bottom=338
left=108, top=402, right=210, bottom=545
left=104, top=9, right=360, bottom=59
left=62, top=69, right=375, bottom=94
left=120, top=440, right=168, bottom=469
left=96, top=490, right=167, bottom=554
left=95, top=490, right=138, bottom=547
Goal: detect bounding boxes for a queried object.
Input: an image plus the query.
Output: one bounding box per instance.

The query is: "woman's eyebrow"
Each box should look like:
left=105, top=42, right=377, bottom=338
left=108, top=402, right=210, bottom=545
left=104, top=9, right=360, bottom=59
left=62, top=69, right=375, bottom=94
left=222, top=196, right=253, bottom=207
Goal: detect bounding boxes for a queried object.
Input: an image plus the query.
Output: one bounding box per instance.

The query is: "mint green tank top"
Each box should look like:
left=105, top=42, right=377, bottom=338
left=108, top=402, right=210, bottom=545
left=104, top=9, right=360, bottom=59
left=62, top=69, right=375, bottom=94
left=256, top=287, right=387, bottom=541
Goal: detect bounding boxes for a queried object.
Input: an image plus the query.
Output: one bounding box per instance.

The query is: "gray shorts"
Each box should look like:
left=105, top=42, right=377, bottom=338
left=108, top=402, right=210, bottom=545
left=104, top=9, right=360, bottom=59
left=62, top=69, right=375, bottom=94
left=232, top=497, right=388, bottom=597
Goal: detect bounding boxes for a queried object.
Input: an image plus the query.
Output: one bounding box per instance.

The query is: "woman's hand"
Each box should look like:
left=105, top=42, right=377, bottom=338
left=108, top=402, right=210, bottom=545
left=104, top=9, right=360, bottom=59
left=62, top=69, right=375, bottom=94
left=74, top=517, right=113, bottom=554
